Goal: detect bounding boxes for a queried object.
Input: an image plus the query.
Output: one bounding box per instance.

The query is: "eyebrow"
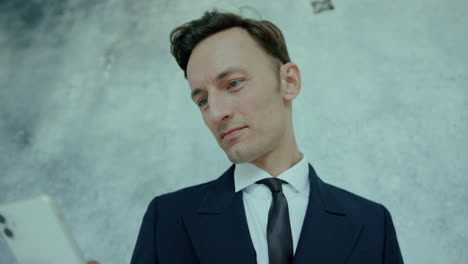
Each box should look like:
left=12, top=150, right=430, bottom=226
left=191, top=66, right=245, bottom=100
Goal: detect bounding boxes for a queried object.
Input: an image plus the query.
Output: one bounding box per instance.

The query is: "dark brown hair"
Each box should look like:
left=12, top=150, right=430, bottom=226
left=169, top=9, right=291, bottom=79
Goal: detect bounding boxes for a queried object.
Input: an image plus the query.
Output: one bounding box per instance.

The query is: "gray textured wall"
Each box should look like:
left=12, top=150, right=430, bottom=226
left=1, top=0, right=467, bottom=263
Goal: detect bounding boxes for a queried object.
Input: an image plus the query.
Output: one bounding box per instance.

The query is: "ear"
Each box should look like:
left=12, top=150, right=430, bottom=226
left=280, top=62, right=301, bottom=102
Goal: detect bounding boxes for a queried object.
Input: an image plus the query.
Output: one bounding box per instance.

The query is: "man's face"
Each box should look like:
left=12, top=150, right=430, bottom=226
left=186, top=27, right=289, bottom=164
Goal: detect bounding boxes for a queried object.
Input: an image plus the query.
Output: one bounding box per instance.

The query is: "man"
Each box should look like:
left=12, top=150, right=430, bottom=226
left=90, top=9, right=403, bottom=264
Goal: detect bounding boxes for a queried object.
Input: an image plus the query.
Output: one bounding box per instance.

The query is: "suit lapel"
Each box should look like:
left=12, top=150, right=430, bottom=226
left=293, top=164, right=363, bottom=264
left=182, top=164, right=257, bottom=264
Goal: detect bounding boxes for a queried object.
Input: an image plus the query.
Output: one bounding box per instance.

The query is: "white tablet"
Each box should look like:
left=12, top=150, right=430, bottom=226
left=0, top=194, right=86, bottom=264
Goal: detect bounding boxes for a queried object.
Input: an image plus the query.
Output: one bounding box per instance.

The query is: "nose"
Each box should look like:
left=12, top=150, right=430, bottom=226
left=206, top=92, right=232, bottom=123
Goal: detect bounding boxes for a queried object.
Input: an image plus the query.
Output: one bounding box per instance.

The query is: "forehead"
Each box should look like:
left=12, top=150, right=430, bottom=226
left=186, top=27, right=270, bottom=86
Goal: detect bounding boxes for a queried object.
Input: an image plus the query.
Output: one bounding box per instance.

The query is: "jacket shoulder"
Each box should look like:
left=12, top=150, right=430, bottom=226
left=323, top=181, right=389, bottom=219
left=147, top=177, right=218, bottom=214
left=321, top=182, right=403, bottom=262
left=162, top=176, right=218, bottom=199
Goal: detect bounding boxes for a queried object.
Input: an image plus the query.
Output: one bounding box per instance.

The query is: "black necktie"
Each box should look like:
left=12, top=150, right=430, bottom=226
left=256, top=178, right=293, bottom=264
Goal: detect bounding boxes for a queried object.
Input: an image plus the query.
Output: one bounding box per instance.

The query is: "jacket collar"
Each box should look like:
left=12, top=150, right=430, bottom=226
left=197, top=163, right=345, bottom=216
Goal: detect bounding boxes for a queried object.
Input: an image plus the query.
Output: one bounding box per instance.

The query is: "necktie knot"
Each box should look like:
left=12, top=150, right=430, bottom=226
left=256, top=177, right=287, bottom=193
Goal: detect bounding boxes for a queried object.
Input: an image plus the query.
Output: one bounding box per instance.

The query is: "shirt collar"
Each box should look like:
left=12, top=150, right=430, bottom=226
left=234, top=151, right=309, bottom=194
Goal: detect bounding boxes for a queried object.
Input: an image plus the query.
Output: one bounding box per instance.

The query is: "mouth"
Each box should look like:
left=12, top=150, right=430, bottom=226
left=222, top=126, right=247, bottom=141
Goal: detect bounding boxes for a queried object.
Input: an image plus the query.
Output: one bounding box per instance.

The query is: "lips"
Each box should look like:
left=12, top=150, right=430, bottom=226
left=221, top=126, right=247, bottom=139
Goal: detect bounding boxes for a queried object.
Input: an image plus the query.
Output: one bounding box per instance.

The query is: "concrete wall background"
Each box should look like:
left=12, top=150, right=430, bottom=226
left=0, top=0, right=467, bottom=263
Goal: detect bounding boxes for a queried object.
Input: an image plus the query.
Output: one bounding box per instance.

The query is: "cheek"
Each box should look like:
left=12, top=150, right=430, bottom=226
left=206, top=119, right=217, bottom=134
left=251, top=92, right=277, bottom=119
left=246, top=98, right=277, bottom=133
left=201, top=115, right=215, bottom=134
left=260, top=98, right=284, bottom=132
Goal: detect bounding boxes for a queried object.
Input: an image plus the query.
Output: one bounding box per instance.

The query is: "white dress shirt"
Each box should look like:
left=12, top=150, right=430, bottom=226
left=234, top=152, right=310, bottom=264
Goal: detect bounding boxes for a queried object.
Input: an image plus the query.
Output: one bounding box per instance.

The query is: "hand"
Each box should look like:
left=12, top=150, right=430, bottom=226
left=87, top=261, right=100, bottom=264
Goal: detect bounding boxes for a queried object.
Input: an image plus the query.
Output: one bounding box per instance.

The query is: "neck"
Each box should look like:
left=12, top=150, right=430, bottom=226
left=250, top=134, right=302, bottom=177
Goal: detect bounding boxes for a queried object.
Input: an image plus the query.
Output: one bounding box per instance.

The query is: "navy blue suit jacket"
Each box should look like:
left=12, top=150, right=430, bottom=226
left=130, top=163, right=404, bottom=263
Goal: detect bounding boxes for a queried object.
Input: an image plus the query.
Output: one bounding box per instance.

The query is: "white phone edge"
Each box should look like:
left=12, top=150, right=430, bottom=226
left=0, top=194, right=87, bottom=264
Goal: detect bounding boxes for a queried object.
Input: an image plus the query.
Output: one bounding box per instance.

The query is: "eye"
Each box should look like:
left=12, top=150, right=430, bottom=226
left=228, top=80, right=242, bottom=88
left=198, top=98, right=207, bottom=107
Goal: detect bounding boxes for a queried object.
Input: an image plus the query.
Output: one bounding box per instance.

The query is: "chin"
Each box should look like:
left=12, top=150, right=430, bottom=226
left=224, top=148, right=244, bottom=164
left=225, top=147, right=257, bottom=164
left=227, top=155, right=248, bottom=164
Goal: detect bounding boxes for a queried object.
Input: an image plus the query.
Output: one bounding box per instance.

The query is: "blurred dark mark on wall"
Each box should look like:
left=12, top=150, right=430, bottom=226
left=14, top=130, right=31, bottom=148
left=0, top=0, right=62, bottom=48
left=0, top=0, right=99, bottom=49
left=0, top=0, right=46, bottom=30
left=1, top=111, right=32, bottom=149
left=310, top=0, right=334, bottom=14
